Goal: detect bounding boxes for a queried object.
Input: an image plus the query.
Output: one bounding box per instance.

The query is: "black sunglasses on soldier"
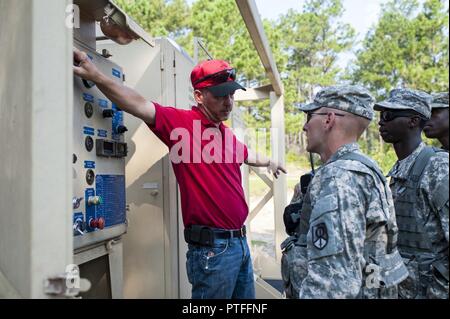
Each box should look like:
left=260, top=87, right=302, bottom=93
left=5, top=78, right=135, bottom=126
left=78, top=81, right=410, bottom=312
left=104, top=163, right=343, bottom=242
left=380, top=110, right=425, bottom=122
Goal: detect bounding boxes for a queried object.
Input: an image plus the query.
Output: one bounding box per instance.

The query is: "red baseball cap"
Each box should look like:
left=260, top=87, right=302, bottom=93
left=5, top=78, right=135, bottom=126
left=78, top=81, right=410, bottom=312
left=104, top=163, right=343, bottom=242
left=190, top=60, right=246, bottom=97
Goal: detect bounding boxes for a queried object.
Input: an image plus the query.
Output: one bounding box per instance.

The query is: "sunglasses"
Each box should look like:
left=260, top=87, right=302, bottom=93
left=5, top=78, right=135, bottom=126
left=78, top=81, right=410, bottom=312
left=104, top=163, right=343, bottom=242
left=306, top=112, right=345, bottom=123
left=380, top=110, right=424, bottom=122
left=193, top=68, right=236, bottom=86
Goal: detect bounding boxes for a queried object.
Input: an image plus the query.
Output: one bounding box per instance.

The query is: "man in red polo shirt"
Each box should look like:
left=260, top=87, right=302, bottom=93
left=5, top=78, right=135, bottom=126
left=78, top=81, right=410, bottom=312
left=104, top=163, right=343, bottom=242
left=74, top=49, right=286, bottom=299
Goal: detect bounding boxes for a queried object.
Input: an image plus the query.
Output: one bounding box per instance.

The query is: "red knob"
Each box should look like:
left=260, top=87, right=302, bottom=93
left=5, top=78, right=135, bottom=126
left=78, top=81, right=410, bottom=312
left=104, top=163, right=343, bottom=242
left=97, top=217, right=105, bottom=230
left=89, top=218, right=98, bottom=229
left=89, top=217, right=105, bottom=229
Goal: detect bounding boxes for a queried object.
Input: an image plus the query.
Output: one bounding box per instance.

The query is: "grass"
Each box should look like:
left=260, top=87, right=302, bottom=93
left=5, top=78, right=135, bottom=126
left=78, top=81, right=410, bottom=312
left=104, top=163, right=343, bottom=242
left=251, top=240, right=268, bottom=246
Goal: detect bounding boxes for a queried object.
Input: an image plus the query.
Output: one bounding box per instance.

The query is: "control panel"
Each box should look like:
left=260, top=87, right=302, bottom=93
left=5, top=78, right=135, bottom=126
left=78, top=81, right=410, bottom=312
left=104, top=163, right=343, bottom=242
left=73, top=40, right=128, bottom=249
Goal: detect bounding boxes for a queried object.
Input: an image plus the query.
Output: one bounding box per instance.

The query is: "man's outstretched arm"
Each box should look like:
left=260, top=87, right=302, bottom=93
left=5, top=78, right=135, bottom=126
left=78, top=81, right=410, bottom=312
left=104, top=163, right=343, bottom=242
left=245, top=149, right=287, bottom=179
left=73, top=48, right=155, bottom=126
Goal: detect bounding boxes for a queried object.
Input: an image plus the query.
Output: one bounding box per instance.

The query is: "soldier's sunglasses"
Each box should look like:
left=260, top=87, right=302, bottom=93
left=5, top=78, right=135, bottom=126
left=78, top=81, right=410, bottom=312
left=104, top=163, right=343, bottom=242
left=193, top=68, right=236, bottom=86
left=380, top=110, right=425, bottom=122
left=306, top=112, right=345, bottom=123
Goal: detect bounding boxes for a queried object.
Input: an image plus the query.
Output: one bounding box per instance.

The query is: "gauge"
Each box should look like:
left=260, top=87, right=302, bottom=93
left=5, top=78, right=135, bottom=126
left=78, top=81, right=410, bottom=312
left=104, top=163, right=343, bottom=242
left=84, top=102, right=94, bottom=118
left=86, top=169, right=95, bottom=185
left=85, top=136, right=94, bottom=152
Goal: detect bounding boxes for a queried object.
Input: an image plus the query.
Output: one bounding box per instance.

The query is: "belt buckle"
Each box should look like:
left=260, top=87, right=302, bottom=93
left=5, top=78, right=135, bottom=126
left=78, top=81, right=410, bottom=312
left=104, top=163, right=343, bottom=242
left=240, top=227, right=244, bottom=237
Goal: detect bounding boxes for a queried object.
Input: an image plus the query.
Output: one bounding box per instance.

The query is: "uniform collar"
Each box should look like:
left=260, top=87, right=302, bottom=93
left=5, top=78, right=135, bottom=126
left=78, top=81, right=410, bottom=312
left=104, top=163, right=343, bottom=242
left=327, top=143, right=360, bottom=164
left=387, top=142, right=426, bottom=179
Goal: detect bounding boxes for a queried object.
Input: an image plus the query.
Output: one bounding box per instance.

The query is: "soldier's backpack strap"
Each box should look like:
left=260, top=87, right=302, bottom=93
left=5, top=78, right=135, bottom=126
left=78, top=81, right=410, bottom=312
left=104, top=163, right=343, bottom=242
left=338, top=153, right=386, bottom=184
left=337, top=152, right=410, bottom=287
left=410, top=147, right=447, bottom=202
left=432, top=146, right=448, bottom=153
left=407, top=146, right=435, bottom=188
left=410, top=147, right=449, bottom=247
left=337, top=152, right=398, bottom=252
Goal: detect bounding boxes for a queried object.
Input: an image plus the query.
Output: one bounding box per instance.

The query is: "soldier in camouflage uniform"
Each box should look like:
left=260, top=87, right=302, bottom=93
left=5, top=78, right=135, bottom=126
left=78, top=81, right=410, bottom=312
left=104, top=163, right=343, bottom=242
left=281, top=85, right=408, bottom=299
left=375, top=88, right=449, bottom=299
left=424, top=92, right=449, bottom=151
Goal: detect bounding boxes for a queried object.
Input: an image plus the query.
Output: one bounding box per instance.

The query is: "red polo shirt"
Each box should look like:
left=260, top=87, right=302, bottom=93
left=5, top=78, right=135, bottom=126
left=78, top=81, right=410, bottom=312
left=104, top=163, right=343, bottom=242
left=148, top=102, right=249, bottom=230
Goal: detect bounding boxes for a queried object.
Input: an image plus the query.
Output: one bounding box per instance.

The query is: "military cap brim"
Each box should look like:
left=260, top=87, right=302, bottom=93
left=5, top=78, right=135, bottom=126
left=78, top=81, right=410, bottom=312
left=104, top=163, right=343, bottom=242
left=373, top=101, right=417, bottom=112
left=297, top=102, right=321, bottom=112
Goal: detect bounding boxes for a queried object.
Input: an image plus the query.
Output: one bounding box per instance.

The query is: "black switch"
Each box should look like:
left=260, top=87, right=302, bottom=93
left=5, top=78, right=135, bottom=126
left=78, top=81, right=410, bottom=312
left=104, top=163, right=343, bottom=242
left=103, top=109, right=115, bottom=118
left=117, top=125, right=128, bottom=134
left=82, top=79, right=96, bottom=89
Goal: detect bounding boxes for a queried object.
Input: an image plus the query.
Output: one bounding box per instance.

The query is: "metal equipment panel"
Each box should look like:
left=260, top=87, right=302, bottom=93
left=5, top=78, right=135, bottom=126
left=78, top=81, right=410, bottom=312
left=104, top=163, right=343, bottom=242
left=73, top=40, right=128, bottom=251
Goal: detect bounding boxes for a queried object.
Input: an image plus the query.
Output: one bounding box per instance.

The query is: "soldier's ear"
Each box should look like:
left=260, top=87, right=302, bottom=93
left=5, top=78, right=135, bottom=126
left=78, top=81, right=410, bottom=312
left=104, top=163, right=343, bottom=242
left=408, top=116, right=421, bottom=129
left=325, top=112, right=337, bottom=129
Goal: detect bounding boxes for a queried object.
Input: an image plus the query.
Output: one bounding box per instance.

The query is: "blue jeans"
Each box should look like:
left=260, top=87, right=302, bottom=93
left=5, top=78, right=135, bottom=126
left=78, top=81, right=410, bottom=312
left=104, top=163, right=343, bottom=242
left=186, top=236, right=255, bottom=299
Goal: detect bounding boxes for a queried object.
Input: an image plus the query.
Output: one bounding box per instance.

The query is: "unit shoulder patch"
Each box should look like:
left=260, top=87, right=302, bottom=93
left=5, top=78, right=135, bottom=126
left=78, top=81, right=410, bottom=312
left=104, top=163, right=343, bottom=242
left=312, top=223, right=328, bottom=250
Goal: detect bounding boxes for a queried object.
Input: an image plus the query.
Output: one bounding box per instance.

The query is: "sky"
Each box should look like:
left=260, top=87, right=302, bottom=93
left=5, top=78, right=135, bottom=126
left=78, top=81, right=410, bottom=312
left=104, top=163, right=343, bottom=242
left=255, top=0, right=388, bottom=39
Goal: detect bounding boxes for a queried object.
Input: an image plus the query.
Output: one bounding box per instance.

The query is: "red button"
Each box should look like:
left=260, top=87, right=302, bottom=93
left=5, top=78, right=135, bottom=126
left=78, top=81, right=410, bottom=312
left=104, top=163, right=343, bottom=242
left=89, top=217, right=105, bottom=229
left=89, top=218, right=98, bottom=228
left=97, top=217, right=105, bottom=230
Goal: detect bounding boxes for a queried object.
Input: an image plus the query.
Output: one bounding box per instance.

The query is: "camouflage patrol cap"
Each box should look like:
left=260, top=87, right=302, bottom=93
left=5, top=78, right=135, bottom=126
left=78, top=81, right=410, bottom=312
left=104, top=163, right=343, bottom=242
left=374, top=88, right=432, bottom=119
left=431, top=92, right=449, bottom=109
left=298, top=85, right=375, bottom=120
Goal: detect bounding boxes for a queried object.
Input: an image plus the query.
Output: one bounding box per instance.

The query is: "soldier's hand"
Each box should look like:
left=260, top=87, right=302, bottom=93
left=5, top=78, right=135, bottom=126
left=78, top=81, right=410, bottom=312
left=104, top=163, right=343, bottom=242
left=268, top=160, right=287, bottom=179
left=73, top=48, right=102, bottom=82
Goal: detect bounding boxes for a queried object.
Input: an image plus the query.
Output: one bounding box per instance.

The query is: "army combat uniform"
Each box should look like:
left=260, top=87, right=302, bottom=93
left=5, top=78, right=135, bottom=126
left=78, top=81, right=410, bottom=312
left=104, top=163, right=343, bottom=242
left=281, top=86, right=408, bottom=299
left=375, top=89, right=449, bottom=299
left=430, top=92, right=449, bottom=151
left=388, top=143, right=449, bottom=298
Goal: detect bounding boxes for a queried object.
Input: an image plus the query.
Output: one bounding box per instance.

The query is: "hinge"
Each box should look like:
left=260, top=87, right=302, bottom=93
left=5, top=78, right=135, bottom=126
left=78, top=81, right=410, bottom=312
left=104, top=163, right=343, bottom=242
left=173, top=51, right=177, bottom=74
left=160, top=52, right=165, bottom=71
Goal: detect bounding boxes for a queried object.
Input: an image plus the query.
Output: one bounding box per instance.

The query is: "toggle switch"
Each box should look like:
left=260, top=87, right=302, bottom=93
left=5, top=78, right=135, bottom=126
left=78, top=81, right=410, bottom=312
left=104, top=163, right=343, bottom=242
left=72, top=197, right=83, bottom=210
left=82, top=79, right=96, bottom=89
left=116, top=125, right=128, bottom=134
left=73, top=218, right=86, bottom=235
